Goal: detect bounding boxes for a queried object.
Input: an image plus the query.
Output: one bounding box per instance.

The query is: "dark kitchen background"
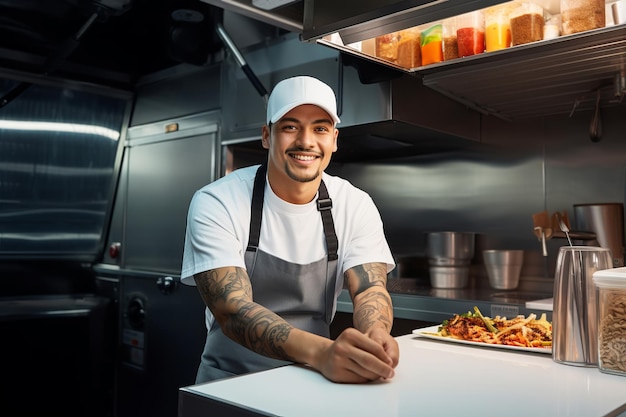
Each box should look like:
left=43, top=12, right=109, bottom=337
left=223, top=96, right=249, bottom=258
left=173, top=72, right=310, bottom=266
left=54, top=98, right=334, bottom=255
left=1, top=1, right=625, bottom=416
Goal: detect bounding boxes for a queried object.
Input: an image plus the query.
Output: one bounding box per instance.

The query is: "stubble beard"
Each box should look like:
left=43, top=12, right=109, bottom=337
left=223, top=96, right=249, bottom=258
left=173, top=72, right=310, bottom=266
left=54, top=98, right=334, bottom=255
left=284, top=161, right=321, bottom=183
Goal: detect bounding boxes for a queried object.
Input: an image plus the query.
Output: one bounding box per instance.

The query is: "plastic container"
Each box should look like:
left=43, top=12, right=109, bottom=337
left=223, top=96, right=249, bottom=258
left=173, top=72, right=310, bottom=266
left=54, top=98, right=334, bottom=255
left=456, top=10, right=485, bottom=57
left=375, top=32, right=400, bottom=62
left=510, top=2, right=545, bottom=46
left=544, top=14, right=561, bottom=40
left=593, top=267, right=626, bottom=377
left=485, top=3, right=514, bottom=51
left=442, top=17, right=459, bottom=61
left=396, top=27, right=422, bottom=68
left=420, top=24, right=444, bottom=65
left=561, top=0, right=605, bottom=35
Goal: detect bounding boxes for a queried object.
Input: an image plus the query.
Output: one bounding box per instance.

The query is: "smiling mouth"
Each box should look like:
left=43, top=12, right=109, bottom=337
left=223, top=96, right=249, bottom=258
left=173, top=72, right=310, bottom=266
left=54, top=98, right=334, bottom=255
left=289, top=153, right=319, bottom=161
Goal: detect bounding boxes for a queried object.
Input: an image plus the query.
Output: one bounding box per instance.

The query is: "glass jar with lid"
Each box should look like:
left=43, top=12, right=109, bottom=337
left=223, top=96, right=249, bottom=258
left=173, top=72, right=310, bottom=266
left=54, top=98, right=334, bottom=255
left=561, top=0, right=605, bottom=35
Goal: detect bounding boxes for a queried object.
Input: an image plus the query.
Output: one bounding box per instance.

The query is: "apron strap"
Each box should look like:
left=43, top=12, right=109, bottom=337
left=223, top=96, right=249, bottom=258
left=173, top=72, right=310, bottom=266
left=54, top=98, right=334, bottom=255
left=317, top=181, right=338, bottom=261
left=246, top=164, right=267, bottom=252
left=246, top=164, right=339, bottom=262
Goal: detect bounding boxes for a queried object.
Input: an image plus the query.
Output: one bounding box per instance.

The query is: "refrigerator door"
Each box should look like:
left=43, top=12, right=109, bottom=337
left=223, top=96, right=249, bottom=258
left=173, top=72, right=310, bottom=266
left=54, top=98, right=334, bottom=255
left=123, top=115, right=218, bottom=273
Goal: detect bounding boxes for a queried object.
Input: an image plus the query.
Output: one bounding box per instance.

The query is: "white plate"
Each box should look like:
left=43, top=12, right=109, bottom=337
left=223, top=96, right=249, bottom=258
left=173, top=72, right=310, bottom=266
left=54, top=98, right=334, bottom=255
left=412, top=325, right=552, bottom=354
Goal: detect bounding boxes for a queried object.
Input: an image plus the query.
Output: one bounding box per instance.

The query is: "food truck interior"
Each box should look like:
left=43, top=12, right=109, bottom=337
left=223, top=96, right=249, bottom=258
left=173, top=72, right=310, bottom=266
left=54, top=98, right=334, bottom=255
left=1, top=1, right=626, bottom=416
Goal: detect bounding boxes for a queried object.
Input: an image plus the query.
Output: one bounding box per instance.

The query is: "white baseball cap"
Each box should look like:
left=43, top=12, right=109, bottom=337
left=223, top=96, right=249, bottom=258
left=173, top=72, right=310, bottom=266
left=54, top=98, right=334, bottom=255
left=266, top=76, right=340, bottom=125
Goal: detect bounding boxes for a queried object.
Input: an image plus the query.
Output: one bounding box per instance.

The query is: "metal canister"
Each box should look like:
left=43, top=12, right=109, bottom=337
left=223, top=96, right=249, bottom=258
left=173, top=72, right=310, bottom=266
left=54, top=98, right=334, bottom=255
left=552, top=246, right=612, bottom=366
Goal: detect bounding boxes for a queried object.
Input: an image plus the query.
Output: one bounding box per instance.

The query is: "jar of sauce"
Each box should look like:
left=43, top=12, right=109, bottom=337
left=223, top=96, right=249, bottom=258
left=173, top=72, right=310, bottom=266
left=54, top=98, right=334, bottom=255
left=485, top=3, right=514, bottom=51
left=456, top=10, right=485, bottom=57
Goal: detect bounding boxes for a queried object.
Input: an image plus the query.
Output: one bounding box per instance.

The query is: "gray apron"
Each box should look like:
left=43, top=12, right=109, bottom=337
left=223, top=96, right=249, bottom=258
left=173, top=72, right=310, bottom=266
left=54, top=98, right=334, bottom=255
left=196, top=164, right=339, bottom=382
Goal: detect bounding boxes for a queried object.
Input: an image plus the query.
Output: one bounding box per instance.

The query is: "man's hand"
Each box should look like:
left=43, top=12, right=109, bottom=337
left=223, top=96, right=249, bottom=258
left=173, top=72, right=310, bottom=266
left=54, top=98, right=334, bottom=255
left=313, top=327, right=398, bottom=383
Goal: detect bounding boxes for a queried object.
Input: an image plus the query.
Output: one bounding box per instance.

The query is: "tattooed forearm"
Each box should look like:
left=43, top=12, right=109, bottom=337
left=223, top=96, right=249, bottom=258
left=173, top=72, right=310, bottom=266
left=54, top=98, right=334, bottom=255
left=345, top=263, right=393, bottom=333
left=353, top=290, right=393, bottom=333
left=230, top=302, right=296, bottom=361
left=194, top=267, right=295, bottom=361
left=347, top=263, right=387, bottom=297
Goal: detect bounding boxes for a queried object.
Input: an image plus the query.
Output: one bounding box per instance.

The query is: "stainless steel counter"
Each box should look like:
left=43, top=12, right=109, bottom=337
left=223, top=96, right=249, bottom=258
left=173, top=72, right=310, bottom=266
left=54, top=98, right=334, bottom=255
left=336, top=278, right=554, bottom=323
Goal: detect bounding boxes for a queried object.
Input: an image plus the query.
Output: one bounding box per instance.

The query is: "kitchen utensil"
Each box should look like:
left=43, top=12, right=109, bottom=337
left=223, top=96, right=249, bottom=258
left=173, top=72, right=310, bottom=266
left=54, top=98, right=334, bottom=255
left=554, top=211, right=573, bottom=247
left=483, top=250, right=524, bottom=290
left=532, top=211, right=552, bottom=256
left=574, top=203, right=625, bottom=267
left=553, top=246, right=612, bottom=366
left=590, top=90, right=602, bottom=142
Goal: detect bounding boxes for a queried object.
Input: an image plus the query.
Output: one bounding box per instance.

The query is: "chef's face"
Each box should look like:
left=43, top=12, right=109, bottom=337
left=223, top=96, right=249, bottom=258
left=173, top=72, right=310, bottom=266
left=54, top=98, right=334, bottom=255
left=262, top=104, right=338, bottom=184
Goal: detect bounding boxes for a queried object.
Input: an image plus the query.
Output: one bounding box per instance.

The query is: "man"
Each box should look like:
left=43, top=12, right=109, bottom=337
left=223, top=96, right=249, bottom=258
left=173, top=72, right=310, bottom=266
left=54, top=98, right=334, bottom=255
left=181, top=75, right=399, bottom=383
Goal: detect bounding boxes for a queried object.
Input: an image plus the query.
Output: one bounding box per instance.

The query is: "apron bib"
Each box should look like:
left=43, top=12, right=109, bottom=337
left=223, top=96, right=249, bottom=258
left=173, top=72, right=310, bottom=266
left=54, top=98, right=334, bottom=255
left=196, top=165, right=339, bottom=382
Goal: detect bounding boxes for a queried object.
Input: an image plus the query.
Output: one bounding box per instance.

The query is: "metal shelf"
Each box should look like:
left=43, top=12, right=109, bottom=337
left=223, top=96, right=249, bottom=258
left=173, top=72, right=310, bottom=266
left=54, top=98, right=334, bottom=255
left=415, top=25, right=626, bottom=120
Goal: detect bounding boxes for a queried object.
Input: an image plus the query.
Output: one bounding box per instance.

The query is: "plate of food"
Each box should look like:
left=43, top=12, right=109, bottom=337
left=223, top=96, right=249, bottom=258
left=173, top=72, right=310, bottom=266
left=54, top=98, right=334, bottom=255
left=412, top=306, right=552, bottom=354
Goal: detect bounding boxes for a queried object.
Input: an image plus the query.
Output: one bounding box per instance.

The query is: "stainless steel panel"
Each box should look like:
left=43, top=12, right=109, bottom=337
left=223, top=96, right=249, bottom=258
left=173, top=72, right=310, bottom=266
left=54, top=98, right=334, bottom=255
left=333, top=106, right=626, bottom=282
left=131, top=65, right=222, bottom=127
left=123, top=115, right=218, bottom=273
left=0, top=77, right=129, bottom=259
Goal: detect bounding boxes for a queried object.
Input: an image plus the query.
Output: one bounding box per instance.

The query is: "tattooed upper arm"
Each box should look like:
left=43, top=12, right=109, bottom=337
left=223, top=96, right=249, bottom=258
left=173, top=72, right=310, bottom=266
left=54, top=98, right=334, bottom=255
left=345, top=263, right=388, bottom=298
left=193, top=266, right=252, bottom=319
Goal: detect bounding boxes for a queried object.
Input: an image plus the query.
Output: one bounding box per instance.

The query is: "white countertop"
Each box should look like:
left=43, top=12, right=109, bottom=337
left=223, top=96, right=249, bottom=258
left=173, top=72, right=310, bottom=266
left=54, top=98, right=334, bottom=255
left=525, top=297, right=554, bottom=311
left=180, top=330, right=626, bottom=417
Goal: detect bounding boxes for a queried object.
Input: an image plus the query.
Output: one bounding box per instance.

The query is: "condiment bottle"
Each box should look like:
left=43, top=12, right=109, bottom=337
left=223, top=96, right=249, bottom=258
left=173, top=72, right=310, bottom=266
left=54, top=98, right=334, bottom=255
left=456, top=10, right=485, bottom=57
left=510, top=2, right=545, bottom=46
left=420, top=23, right=444, bottom=65
left=560, top=0, right=605, bottom=35
left=396, top=27, right=422, bottom=68
left=442, top=17, right=459, bottom=61
left=485, top=3, right=514, bottom=51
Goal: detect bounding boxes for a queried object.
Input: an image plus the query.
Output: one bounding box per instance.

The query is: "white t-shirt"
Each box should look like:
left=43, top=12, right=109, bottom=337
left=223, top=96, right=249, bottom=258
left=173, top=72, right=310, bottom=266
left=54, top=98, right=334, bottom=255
left=181, top=165, right=395, bottom=286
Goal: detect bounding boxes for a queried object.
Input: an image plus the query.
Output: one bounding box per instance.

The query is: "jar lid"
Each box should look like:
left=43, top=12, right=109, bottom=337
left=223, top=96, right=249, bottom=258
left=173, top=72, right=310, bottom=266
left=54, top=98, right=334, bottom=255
left=593, top=267, right=626, bottom=288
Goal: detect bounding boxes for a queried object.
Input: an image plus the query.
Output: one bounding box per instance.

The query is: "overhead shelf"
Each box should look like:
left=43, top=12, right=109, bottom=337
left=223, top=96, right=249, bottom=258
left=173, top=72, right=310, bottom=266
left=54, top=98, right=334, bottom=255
left=416, top=25, right=626, bottom=120
left=319, top=24, right=626, bottom=121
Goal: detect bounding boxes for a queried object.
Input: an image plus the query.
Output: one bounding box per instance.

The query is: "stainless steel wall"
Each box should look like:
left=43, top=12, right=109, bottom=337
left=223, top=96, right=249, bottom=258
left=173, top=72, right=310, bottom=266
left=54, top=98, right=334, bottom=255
left=334, top=105, right=626, bottom=286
